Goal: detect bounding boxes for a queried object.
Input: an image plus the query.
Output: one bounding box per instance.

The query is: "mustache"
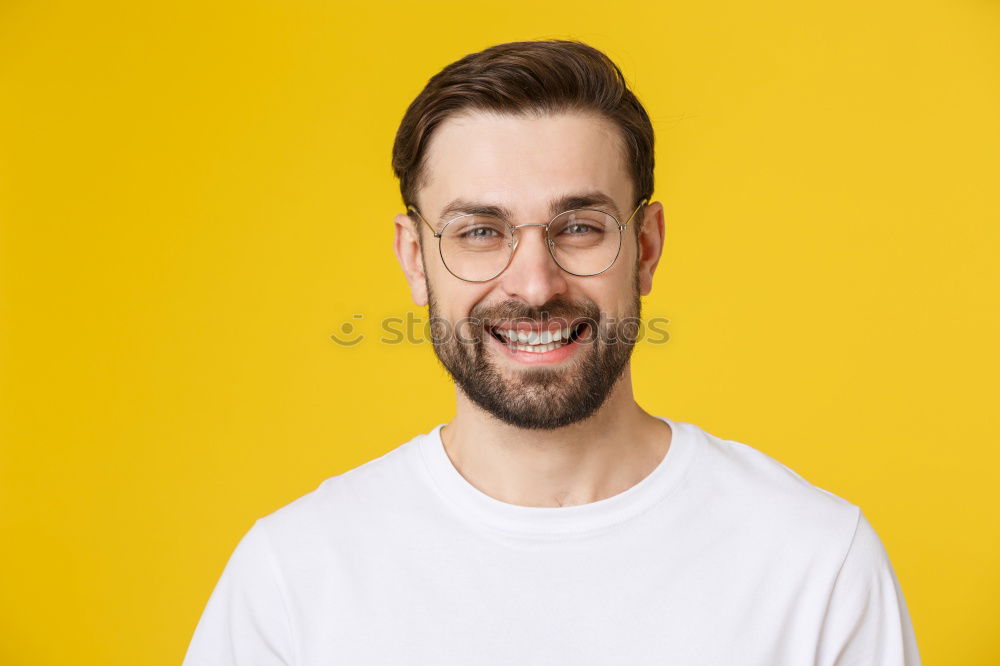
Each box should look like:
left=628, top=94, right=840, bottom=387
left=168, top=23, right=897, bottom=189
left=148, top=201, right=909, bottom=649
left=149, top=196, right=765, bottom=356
left=469, top=297, right=602, bottom=328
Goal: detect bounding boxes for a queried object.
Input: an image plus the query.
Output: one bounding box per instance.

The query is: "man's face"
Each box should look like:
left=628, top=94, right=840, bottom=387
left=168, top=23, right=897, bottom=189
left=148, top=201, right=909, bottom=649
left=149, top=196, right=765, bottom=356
left=395, top=110, right=659, bottom=430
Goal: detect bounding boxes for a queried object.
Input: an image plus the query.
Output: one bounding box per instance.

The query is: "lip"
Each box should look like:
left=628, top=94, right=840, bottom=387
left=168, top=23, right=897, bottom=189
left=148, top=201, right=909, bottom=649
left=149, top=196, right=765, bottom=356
left=486, top=323, right=585, bottom=365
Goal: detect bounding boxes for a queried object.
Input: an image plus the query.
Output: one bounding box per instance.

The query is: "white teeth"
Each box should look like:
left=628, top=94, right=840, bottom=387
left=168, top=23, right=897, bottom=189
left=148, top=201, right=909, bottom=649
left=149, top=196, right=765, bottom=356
left=494, top=326, right=575, bottom=353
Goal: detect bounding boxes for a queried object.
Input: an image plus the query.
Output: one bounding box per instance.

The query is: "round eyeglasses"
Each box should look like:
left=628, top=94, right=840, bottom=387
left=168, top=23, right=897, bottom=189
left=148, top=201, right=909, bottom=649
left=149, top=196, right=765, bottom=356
left=407, top=199, right=647, bottom=282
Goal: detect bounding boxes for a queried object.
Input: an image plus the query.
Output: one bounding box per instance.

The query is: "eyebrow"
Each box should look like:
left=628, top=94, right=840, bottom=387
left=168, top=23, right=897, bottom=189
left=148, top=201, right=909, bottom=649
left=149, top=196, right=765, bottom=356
left=436, top=191, right=623, bottom=227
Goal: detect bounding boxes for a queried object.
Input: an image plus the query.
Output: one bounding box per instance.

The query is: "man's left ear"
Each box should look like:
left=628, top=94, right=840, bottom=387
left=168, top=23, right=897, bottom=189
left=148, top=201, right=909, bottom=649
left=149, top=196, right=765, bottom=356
left=636, top=201, right=666, bottom=296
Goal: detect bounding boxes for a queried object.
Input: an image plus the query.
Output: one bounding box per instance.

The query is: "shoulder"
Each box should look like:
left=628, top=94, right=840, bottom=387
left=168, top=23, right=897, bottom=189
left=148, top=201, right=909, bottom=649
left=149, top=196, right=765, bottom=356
left=252, top=429, right=431, bottom=548
left=678, top=420, right=862, bottom=554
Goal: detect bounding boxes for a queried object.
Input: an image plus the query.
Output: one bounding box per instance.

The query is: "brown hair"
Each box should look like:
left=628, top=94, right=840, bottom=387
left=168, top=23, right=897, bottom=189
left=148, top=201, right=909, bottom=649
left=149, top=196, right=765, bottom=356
left=391, top=39, right=654, bottom=225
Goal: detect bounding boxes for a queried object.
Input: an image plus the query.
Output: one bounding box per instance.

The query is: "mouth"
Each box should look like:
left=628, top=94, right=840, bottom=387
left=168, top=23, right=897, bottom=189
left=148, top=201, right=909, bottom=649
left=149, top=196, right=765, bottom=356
left=487, top=321, right=588, bottom=354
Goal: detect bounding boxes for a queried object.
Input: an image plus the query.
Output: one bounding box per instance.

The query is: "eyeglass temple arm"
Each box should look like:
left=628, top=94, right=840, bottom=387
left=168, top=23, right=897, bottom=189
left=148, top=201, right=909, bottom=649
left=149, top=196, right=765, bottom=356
left=406, top=205, right=441, bottom=238
left=622, top=198, right=649, bottom=229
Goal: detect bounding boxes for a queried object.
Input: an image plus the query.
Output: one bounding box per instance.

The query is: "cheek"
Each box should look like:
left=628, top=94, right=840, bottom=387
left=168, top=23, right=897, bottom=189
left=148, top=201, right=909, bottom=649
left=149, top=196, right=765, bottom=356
left=427, top=273, right=494, bottom=317
left=579, top=265, right=636, bottom=315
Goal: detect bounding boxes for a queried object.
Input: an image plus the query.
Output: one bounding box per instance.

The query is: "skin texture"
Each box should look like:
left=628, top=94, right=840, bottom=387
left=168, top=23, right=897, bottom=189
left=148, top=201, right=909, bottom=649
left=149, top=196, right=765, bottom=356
left=394, top=110, right=673, bottom=508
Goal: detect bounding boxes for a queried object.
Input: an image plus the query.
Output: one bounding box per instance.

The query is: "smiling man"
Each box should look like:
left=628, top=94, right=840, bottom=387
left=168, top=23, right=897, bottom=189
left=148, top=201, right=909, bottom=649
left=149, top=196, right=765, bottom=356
left=183, top=40, right=921, bottom=665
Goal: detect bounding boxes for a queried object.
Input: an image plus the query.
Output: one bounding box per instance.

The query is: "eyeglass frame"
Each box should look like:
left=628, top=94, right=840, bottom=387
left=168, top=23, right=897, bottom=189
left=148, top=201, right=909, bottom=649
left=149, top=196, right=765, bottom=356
left=406, top=198, right=649, bottom=283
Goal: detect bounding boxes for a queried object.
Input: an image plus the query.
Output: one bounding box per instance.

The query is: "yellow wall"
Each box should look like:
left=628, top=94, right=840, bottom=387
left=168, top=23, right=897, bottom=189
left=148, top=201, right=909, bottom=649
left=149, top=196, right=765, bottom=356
left=1, top=1, right=997, bottom=663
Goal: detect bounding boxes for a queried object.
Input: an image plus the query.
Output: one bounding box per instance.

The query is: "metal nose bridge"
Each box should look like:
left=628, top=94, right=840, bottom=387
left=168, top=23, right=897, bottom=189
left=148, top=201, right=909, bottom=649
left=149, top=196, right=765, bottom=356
left=508, top=222, right=555, bottom=251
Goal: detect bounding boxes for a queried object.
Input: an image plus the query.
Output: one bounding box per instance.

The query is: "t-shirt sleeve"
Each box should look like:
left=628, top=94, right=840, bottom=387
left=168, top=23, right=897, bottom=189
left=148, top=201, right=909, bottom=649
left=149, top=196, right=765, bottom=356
left=816, top=510, right=921, bottom=666
left=183, top=520, right=296, bottom=666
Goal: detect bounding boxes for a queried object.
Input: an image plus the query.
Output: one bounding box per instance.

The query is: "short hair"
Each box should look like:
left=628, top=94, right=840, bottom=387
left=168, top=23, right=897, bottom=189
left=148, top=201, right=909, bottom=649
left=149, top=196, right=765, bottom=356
left=391, top=39, right=655, bottom=227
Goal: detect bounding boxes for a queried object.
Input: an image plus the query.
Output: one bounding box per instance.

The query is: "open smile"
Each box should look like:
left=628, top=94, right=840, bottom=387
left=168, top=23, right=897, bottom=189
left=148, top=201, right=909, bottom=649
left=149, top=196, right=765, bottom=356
left=486, top=321, right=589, bottom=363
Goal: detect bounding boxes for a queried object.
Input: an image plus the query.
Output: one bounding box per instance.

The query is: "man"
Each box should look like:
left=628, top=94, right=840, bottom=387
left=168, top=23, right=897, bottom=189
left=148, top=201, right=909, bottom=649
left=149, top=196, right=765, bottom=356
left=184, top=40, right=921, bottom=665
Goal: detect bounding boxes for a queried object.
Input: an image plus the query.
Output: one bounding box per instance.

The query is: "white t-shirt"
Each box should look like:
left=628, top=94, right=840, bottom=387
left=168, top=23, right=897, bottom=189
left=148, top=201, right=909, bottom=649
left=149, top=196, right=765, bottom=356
left=183, top=418, right=921, bottom=665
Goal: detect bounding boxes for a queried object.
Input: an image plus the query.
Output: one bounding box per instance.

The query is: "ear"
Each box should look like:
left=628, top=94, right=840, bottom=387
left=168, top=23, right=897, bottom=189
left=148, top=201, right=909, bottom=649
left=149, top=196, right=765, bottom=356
left=394, top=212, right=429, bottom=307
left=636, top=201, right=666, bottom=296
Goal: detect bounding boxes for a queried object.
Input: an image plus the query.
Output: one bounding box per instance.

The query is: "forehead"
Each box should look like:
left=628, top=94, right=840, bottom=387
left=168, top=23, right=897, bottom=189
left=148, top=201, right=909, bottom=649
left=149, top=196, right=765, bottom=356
left=418, top=110, right=631, bottom=220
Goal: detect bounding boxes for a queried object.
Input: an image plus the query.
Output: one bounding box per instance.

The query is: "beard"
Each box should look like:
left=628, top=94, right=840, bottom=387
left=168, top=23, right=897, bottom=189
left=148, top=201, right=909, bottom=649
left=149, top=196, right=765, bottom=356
left=425, top=269, right=642, bottom=430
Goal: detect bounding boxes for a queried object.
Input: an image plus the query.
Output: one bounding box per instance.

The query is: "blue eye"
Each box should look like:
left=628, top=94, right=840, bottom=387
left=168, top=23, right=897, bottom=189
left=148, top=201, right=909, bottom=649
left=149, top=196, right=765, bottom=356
left=461, top=226, right=501, bottom=240
left=562, top=223, right=600, bottom=235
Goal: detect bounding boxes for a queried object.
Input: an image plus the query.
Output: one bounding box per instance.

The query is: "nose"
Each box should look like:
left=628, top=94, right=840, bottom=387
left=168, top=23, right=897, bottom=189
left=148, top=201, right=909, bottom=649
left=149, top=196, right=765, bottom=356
left=496, top=224, right=569, bottom=307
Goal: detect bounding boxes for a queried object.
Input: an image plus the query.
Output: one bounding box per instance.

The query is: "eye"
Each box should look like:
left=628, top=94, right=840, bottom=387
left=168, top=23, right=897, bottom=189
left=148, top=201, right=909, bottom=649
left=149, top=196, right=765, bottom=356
left=560, top=223, right=600, bottom=235
left=462, top=226, right=501, bottom=239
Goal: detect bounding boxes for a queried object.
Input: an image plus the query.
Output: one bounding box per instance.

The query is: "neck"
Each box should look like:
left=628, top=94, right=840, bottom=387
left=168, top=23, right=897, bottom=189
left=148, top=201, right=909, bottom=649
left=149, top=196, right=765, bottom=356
left=440, top=365, right=672, bottom=508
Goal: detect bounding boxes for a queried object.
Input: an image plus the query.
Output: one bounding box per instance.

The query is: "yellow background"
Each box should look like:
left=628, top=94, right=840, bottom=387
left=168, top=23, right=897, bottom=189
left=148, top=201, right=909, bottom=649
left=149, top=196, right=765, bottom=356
left=1, top=0, right=997, bottom=663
